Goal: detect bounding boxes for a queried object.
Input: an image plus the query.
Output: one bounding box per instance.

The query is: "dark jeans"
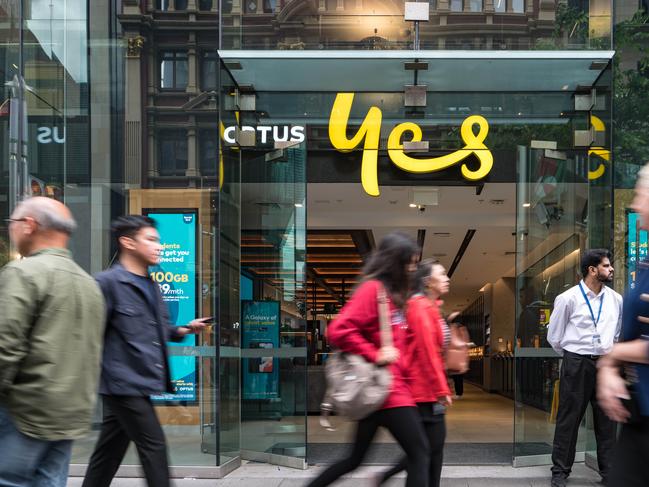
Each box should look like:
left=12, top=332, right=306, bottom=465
left=452, top=374, right=464, bottom=396
left=379, top=402, right=446, bottom=487
left=82, top=395, right=170, bottom=487
left=0, top=406, right=72, bottom=487
left=609, top=416, right=649, bottom=487
left=307, top=406, right=430, bottom=487
left=551, top=351, right=616, bottom=480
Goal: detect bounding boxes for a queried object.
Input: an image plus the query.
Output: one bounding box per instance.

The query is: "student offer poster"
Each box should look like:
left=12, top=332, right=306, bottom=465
left=147, top=210, right=198, bottom=402
left=242, top=300, right=280, bottom=400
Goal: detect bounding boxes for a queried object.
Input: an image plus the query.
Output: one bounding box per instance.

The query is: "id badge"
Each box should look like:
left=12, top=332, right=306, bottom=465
left=593, top=334, right=602, bottom=348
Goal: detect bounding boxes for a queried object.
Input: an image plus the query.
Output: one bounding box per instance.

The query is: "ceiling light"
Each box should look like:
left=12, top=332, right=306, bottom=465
left=409, top=203, right=417, bottom=208
left=562, top=85, right=569, bottom=91
left=295, top=203, right=303, bottom=208
left=522, top=203, right=531, bottom=207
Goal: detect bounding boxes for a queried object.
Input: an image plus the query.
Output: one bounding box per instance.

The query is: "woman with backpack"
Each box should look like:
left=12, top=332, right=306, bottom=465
left=375, top=259, right=455, bottom=487
left=307, top=232, right=430, bottom=487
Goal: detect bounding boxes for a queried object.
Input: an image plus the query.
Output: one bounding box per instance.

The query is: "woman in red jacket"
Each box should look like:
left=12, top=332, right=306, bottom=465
left=376, top=259, right=453, bottom=487
left=307, top=232, right=430, bottom=487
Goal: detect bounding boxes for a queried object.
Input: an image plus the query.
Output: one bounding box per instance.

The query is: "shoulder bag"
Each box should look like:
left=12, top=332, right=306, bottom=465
left=446, top=323, right=470, bottom=375
left=320, top=285, right=393, bottom=427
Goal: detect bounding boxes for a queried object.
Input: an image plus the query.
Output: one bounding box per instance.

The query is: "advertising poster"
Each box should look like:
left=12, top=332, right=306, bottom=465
left=242, top=300, right=280, bottom=400
left=628, top=212, right=648, bottom=290
left=146, top=210, right=198, bottom=402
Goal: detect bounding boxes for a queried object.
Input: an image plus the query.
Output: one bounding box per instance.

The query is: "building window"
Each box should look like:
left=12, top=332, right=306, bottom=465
left=244, top=0, right=258, bottom=13
left=494, top=0, right=506, bottom=12
left=160, top=51, right=188, bottom=90
left=199, top=129, right=218, bottom=176
left=199, top=0, right=213, bottom=9
left=158, top=129, right=188, bottom=176
left=450, top=0, right=462, bottom=12
left=175, top=0, right=188, bottom=9
left=201, top=51, right=218, bottom=90
left=512, top=0, right=524, bottom=12
left=156, top=0, right=171, bottom=9
left=468, top=0, right=482, bottom=11
left=264, top=0, right=276, bottom=12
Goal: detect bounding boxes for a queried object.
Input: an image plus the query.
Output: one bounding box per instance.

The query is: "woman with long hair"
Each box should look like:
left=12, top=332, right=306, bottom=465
left=307, top=232, right=430, bottom=487
left=376, top=259, right=453, bottom=487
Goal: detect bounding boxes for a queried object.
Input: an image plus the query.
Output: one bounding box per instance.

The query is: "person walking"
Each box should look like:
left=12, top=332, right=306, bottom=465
left=376, top=259, right=454, bottom=487
left=307, top=232, right=430, bottom=487
left=82, top=216, right=209, bottom=487
left=0, top=197, right=105, bottom=487
left=597, top=162, right=649, bottom=487
left=547, top=249, right=622, bottom=487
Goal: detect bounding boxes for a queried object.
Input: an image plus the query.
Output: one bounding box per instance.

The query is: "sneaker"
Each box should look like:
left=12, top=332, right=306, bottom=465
left=551, top=476, right=567, bottom=487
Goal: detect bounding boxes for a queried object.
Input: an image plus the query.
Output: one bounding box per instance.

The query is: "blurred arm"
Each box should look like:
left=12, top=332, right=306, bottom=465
left=547, top=293, right=569, bottom=355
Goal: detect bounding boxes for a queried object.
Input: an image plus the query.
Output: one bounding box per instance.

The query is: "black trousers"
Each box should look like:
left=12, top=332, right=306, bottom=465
left=379, top=402, right=446, bottom=487
left=608, top=417, right=649, bottom=487
left=452, top=375, right=464, bottom=396
left=82, top=395, right=170, bottom=487
left=551, top=351, right=616, bottom=479
left=307, top=406, right=430, bottom=487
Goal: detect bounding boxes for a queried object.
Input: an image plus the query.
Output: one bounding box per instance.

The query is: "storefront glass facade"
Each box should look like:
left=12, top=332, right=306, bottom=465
left=1, top=0, right=647, bottom=477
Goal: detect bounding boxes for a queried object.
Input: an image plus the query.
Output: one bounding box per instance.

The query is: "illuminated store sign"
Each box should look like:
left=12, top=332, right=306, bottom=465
left=223, top=125, right=305, bottom=144
left=328, top=92, right=493, bottom=197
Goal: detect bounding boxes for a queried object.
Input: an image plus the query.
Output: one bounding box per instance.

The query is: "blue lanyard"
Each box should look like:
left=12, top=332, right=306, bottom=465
left=578, top=282, right=604, bottom=329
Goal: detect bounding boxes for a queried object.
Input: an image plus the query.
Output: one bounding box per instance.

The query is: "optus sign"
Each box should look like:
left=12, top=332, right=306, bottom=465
left=328, top=93, right=493, bottom=197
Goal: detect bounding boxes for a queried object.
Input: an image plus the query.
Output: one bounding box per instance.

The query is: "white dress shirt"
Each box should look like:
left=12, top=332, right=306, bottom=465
left=547, top=280, right=623, bottom=356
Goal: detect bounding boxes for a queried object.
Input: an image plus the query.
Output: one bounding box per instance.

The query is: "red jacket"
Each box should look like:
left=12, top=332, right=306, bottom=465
left=405, top=295, right=451, bottom=403
left=326, top=280, right=415, bottom=410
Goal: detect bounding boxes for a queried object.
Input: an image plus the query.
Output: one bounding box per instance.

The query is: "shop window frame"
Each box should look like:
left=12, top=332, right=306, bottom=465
left=200, top=51, right=219, bottom=91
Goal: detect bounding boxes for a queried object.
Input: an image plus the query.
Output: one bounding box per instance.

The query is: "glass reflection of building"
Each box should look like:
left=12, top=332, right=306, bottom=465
left=0, top=0, right=647, bottom=478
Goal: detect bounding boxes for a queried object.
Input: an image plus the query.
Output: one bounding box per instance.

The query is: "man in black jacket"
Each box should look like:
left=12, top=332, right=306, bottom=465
left=82, top=215, right=208, bottom=487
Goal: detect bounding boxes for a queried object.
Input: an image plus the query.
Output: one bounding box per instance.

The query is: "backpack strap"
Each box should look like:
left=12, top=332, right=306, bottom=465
left=377, top=284, right=393, bottom=349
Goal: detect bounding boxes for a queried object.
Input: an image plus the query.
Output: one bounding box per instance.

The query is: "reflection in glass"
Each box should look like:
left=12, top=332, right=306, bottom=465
left=201, top=52, right=218, bottom=90
left=468, top=0, right=482, bottom=12
left=512, top=0, right=524, bottom=13
left=156, top=0, right=172, bottom=9
left=176, top=0, right=188, bottom=9
left=494, top=0, right=506, bottom=12
left=199, top=0, right=213, bottom=9
left=199, top=129, right=218, bottom=176
left=450, top=0, right=463, bottom=12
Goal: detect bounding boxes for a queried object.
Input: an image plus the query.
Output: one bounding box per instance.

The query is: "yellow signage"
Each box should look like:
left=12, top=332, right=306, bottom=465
left=328, top=92, right=493, bottom=197
left=588, top=114, right=609, bottom=181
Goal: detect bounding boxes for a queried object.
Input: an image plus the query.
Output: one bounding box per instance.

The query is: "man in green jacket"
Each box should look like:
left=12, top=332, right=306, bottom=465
left=0, top=197, right=105, bottom=487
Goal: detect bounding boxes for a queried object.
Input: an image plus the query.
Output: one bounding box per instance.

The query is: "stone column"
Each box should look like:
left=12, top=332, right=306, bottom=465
left=187, top=35, right=198, bottom=94
left=124, top=35, right=145, bottom=186
left=336, top=0, right=344, bottom=11
left=186, top=123, right=199, bottom=180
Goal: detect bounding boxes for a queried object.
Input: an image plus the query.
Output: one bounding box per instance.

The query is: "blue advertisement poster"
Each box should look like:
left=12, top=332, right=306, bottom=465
left=242, top=300, right=280, bottom=400
left=147, top=211, right=198, bottom=402
left=628, top=212, right=649, bottom=291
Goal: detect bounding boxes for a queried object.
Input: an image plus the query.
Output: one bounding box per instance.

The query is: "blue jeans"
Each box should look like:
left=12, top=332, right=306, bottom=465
left=0, top=406, right=72, bottom=487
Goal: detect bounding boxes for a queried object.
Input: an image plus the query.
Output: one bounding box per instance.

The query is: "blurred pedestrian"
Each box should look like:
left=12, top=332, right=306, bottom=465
left=547, top=249, right=623, bottom=487
left=598, top=162, right=649, bottom=487
left=307, top=232, right=430, bottom=487
left=0, top=197, right=105, bottom=487
left=377, top=259, right=453, bottom=487
left=82, top=216, right=209, bottom=487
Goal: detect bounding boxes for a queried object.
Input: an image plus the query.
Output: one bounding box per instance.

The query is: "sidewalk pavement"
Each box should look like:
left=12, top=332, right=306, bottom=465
left=66, top=462, right=602, bottom=486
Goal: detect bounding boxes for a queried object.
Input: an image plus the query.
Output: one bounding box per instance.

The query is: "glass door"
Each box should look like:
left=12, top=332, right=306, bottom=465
left=513, top=145, right=611, bottom=466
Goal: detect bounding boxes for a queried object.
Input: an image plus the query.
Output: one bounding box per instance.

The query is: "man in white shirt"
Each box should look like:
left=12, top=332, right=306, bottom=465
left=548, top=249, right=623, bottom=487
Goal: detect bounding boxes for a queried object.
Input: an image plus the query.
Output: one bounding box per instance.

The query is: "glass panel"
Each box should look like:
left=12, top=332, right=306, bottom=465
left=239, top=134, right=307, bottom=466
left=221, top=0, right=611, bottom=50
left=199, top=0, right=214, bottom=10
left=217, top=60, right=242, bottom=464
left=201, top=52, right=218, bottom=90
left=176, top=0, right=189, bottom=10
left=157, top=0, right=172, bottom=10
left=468, top=0, right=482, bottom=13
left=159, top=129, right=188, bottom=176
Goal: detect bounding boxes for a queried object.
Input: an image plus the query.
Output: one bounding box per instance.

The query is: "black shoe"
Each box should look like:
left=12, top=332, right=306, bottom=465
left=551, top=476, right=567, bottom=487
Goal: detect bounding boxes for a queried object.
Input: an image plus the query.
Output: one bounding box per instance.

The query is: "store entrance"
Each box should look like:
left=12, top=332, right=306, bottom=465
left=223, top=49, right=614, bottom=469
left=304, top=182, right=518, bottom=465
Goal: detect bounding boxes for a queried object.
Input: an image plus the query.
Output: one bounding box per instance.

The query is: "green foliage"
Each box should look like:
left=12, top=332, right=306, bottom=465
left=613, top=11, right=649, bottom=185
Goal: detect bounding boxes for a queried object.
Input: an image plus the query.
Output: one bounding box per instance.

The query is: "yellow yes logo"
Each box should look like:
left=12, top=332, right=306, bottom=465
left=329, top=93, right=493, bottom=197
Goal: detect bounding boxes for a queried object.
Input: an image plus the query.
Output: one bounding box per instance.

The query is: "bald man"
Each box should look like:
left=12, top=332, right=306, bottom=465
left=0, top=197, right=105, bottom=487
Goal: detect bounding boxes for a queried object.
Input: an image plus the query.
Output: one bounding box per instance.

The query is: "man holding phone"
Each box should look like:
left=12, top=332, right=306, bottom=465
left=82, top=215, right=210, bottom=487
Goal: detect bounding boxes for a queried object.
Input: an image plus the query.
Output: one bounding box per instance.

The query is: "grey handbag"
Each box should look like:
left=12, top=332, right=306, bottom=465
left=320, top=285, right=393, bottom=427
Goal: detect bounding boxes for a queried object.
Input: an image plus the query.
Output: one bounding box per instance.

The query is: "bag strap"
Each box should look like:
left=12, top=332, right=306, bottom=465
left=377, top=284, right=393, bottom=349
